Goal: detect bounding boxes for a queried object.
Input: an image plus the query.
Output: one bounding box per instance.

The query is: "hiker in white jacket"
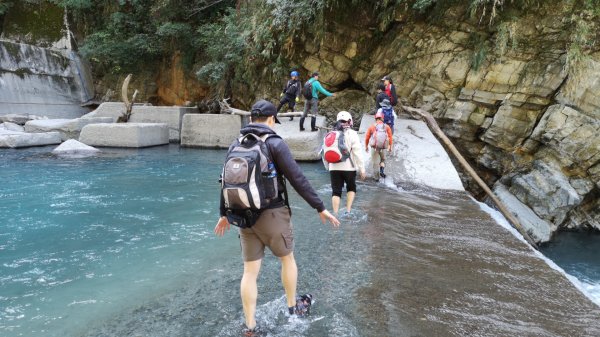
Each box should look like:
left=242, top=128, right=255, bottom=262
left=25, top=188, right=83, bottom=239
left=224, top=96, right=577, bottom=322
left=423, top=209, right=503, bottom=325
left=326, top=111, right=366, bottom=215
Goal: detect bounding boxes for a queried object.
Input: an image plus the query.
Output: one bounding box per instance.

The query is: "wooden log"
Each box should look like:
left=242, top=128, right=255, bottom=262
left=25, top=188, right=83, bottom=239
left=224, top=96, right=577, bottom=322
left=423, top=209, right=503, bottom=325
left=118, top=74, right=138, bottom=123
left=402, top=105, right=539, bottom=249
left=219, top=99, right=316, bottom=117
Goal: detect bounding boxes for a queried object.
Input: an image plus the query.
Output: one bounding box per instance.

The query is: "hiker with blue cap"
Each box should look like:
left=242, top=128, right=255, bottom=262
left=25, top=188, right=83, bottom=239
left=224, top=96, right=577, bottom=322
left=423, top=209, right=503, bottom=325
left=277, top=70, right=302, bottom=121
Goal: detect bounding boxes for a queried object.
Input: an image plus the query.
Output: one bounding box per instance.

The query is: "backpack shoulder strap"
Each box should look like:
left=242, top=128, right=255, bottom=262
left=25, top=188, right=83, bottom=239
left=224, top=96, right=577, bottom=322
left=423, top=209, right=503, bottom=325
left=259, top=133, right=291, bottom=214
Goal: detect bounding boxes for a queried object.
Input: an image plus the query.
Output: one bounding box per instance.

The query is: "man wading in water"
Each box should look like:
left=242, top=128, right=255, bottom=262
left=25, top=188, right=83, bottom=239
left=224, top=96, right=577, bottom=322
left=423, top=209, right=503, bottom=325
left=214, top=100, right=340, bottom=336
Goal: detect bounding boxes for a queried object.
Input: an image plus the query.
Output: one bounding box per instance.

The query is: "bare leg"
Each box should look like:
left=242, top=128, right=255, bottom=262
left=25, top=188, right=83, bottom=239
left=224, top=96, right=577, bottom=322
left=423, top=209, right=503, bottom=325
left=241, top=259, right=262, bottom=329
left=371, top=148, right=380, bottom=179
left=279, top=253, right=297, bottom=308
left=332, top=195, right=341, bottom=215
left=346, top=191, right=355, bottom=213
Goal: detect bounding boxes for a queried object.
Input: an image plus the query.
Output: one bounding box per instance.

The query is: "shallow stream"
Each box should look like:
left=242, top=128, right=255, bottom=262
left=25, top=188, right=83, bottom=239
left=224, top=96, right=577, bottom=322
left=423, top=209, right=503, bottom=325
left=1, top=145, right=599, bottom=337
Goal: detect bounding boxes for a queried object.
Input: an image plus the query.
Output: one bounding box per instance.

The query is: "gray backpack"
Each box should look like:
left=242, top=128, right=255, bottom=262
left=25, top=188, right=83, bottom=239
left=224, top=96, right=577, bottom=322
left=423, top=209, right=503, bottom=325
left=369, top=123, right=388, bottom=149
left=221, top=133, right=280, bottom=227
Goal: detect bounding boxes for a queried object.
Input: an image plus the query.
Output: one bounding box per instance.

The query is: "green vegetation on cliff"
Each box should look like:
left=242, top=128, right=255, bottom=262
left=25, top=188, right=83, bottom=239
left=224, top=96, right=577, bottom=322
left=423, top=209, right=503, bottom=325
left=4, top=0, right=598, bottom=96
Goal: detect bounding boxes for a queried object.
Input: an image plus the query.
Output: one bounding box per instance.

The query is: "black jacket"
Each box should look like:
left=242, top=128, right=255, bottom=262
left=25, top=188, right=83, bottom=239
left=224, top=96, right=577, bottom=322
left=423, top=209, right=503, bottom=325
left=282, top=79, right=301, bottom=98
left=220, top=123, right=325, bottom=216
left=375, top=92, right=388, bottom=110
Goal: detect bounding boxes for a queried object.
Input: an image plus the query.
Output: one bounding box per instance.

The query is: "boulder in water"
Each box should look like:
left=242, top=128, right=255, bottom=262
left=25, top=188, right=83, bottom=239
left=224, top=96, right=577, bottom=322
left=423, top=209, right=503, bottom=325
left=52, top=139, right=100, bottom=157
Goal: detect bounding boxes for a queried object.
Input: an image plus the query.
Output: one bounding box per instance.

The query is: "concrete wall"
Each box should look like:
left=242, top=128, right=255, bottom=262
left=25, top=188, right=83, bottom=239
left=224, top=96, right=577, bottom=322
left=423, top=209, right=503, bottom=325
left=180, top=114, right=241, bottom=148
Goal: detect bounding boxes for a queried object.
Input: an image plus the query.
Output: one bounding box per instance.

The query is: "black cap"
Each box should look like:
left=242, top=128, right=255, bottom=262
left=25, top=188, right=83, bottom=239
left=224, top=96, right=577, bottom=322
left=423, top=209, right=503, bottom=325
left=312, top=72, right=319, bottom=77
left=250, top=99, right=281, bottom=124
left=381, top=75, right=391, bottom=81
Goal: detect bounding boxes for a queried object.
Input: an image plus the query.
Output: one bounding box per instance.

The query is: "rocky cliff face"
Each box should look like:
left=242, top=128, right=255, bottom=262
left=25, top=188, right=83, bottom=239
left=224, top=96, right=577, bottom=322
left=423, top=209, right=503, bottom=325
left=281, top=2, right=599, bottom=242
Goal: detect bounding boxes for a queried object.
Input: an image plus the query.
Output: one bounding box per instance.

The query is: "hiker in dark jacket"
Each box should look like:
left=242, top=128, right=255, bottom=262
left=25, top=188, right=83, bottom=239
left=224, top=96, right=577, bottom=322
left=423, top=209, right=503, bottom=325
left=215, top=99, right=339, bottom=336
left=277, top=71, right=302, bottom=121
left=381, top=75, right=398, bottom=106
left=375, top=83, right=388, bottom=110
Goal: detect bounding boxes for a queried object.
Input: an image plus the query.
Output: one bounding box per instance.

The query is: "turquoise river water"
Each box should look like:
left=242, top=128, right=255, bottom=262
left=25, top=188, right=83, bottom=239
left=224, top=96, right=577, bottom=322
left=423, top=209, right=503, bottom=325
left=1, top=145, right=599, bottom=337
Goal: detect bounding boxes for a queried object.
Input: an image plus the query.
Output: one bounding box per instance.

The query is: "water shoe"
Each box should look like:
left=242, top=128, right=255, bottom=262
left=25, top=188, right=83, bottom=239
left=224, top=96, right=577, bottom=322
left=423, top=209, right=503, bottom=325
left=288, top=294, right=312, bottom=317
left=242, top=325, right=263, bottom=337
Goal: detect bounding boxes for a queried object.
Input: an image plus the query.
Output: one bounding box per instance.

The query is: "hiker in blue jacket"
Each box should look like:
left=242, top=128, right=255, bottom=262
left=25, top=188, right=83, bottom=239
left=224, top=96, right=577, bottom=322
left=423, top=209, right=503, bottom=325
left=300, top=72, right=336, bottom=132
left=277, top=71, right=301, bottom=121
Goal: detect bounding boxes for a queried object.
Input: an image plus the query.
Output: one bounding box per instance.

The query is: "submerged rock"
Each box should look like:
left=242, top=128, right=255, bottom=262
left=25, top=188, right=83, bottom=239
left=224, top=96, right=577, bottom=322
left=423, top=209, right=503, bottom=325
left=52, top=139, right=100, bottom=157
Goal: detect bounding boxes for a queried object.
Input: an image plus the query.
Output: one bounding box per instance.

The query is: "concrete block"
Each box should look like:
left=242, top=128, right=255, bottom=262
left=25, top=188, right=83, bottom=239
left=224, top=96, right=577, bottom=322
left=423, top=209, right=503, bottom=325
left=81, top=102, right=126, bottom=122
left=273, top=116, right=327, bottom=161
left=1, top=122, right=25, bottom=132
left=0, top=129, right=62, bottom=148
left=180, top=114, right=242, bottom=148
left=129, top=106, right=197, bottom=142
left=0, top=114, right=34, bottom=125
left=79, top=123, right=169, bottom=148
left=25, top=117, right=114, bottom=141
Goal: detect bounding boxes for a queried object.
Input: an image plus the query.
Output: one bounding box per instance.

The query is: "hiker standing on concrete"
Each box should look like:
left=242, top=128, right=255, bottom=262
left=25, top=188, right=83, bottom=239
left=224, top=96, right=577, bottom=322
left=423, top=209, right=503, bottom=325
left=381, top=75, right=398, bottom=106
left=375, top=83, right=388, bottom=110
left=300, top=72, right=336, bottom=132
left=325, top=111, right=365, bottom=215
left=214, top=99, right=340, bottom=336
left=277, top=70, right=302, bottom=121
left=365, top=110, right=393, bottom=180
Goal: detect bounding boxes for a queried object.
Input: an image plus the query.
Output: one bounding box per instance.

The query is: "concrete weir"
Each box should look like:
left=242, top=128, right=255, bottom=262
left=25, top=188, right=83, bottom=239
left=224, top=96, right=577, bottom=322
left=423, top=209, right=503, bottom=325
left=359, top=114, right=464, bottom=190
left=180, top=113, right=327, bottom=161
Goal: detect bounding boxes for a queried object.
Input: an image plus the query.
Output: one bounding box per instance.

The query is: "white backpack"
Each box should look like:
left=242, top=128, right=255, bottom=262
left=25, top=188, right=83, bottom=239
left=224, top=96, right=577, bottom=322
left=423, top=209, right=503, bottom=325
left=369, top=123, right=388, bottom=149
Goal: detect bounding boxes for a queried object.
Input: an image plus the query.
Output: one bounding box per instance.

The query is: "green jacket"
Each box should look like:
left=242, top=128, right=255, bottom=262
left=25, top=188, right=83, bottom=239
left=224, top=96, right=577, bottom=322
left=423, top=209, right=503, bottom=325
left=309, top=78, right=333, bottom=100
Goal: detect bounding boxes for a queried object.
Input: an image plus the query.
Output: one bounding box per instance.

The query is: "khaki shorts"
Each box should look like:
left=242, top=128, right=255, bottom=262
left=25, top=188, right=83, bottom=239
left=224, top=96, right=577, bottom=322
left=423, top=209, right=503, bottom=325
left=239, top=206, right=294, bottom=261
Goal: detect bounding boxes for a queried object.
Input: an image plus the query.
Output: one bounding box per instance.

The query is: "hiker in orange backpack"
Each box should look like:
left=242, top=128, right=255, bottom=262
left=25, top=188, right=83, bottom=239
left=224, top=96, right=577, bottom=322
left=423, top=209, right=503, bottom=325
left=365, top=111, right=393, bottom=181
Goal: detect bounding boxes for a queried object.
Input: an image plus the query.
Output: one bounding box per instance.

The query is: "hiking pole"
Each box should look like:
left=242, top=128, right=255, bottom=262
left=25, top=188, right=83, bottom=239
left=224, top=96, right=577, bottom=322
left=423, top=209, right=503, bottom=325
left=402, top=105, right=539, bottom=249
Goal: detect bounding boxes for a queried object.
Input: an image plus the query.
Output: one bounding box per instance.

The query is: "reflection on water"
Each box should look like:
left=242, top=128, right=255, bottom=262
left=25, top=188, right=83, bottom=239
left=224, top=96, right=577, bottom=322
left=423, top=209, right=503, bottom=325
left=1, top=146, right=599, bottom=337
